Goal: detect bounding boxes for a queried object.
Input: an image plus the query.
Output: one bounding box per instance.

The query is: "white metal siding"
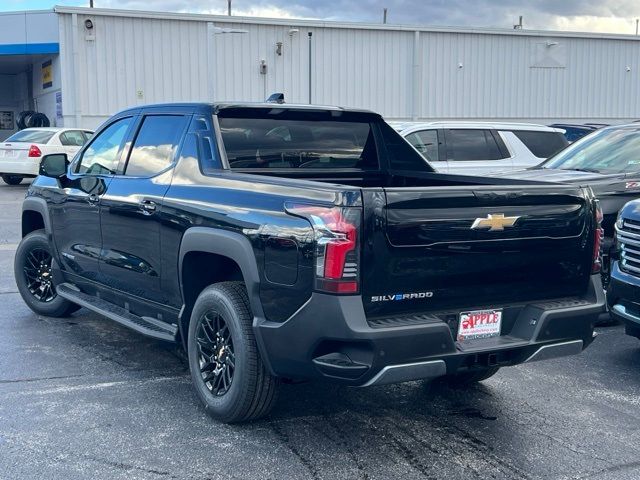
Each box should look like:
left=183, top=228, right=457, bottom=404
left=420, top=32, right=640, bottom=120
left=59, top=13, right=210, bottom=128
left=56, top=8, right=640, bottom=128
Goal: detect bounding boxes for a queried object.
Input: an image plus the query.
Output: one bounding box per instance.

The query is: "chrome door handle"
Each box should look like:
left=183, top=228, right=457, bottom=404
left=140, top=200, right=157, bottom=214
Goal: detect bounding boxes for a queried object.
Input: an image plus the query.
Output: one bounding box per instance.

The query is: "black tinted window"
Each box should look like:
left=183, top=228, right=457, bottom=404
left=76, top=117, right=133, bottom=175
left=445, top=129, right=505, bottom=161
left=125, top=115, right=188, bottom=176
left=512, top=130, right=568, bottom=158
left=220, top=117, right=378, bottom=169
left=405, top=129, right=440, bottom=161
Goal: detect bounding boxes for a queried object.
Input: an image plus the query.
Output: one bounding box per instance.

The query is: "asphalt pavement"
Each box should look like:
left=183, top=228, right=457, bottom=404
left=0, top=182, right=639, bottom=480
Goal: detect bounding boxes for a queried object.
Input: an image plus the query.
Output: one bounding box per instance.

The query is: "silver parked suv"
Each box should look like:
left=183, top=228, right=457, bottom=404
left=392, top=121, right=568, bottom=176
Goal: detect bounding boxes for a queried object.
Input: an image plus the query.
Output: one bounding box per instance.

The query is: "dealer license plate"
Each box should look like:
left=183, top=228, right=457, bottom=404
left=457, top=309, right=502, bottom=342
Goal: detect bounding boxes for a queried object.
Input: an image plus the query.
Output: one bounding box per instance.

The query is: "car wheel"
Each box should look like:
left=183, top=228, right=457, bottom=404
left=2, top=175, right=23, bottom=185
left=442, top=366, right=500, bottom=386
left=14, top=230, right=80, bottom=317
left=187, top=281, right=279, bottom=423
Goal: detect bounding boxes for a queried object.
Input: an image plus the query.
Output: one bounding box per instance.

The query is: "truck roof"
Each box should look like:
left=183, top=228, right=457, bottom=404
left=115, top=102, right=380, bottom=118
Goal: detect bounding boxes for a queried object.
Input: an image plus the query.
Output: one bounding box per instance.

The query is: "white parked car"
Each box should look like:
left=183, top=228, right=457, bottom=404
left=0, top=127, right=93, bottom=185
left=391, top=121, right=568, bottom=176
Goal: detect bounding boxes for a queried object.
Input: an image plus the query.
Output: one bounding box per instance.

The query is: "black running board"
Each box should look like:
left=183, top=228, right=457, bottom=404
left=57, top=283, right=178, bottom=342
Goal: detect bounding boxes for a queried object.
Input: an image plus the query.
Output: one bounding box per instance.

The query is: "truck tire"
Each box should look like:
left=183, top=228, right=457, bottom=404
left=443, top=367, right=500, bottom=386
left=16, top=110, right=35, bottom=130
left=26, top=112, right=50, bottom=128
left=14, top=230, right=80, bottom=317
left=187, top=282, right=279, bottom=423
left=2, top=175, right=23, bottom=185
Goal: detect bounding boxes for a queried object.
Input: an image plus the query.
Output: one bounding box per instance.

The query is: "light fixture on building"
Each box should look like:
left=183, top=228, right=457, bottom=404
left=276, top=42, right=283, bottom=56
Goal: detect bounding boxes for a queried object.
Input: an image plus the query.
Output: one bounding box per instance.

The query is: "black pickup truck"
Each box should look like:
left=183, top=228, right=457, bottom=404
left=15, top=103, right=604, bottom=422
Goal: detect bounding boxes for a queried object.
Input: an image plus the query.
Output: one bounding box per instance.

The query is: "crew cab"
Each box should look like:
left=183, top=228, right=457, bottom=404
left=608, top=200, right=640, bottom=340
left=15, top=103, right=604, bottom=423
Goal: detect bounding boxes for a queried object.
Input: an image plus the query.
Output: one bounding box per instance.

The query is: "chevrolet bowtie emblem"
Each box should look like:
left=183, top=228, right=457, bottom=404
left=471, top=213, right=520, bottom=232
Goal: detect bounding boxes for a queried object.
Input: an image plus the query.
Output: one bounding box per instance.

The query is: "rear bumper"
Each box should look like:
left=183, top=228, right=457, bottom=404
left=0, top=158, right=39, bottom=176
left=607, top=262, right=640, bottom=338
left=255, top=275, right=605, bottom=386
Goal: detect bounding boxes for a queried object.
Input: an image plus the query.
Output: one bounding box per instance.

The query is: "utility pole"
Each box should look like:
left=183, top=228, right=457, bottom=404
left=383, top=8, right=387, bottom=24
left=636, top=18, right=639, bottom=35
left=89, top=0, right=94, bottom=7
left=228, top=0, right=231, bottom=16
left=308, top=32, right=312, bottom=104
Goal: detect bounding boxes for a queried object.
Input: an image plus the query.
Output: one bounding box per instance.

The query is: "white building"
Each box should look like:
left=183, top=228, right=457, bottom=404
left=1, top=6, right=640, bottom=138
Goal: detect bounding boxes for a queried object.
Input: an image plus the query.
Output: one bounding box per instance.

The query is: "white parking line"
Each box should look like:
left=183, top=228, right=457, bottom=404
left=0, top=375, right=190, bottom=398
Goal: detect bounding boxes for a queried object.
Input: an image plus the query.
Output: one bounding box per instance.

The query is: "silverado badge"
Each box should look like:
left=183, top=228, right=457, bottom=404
left=471, top=213, right=520, bottom=232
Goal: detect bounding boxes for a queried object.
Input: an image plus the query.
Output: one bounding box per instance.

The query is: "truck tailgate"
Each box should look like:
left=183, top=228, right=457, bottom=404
left=361, top=185, right=595, bottom=318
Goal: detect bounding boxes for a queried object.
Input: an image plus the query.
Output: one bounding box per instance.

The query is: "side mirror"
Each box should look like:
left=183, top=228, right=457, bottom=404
left=39, top=154, right=69, bottom=179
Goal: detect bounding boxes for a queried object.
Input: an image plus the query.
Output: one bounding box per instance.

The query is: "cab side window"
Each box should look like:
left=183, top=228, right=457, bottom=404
left=76, top=117, right=133, bottom=175
left=123, top=115, right=188, bottom=177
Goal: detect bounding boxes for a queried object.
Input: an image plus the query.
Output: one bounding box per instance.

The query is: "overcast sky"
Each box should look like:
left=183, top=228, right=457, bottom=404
left=6, top=0, right=640, bottom=34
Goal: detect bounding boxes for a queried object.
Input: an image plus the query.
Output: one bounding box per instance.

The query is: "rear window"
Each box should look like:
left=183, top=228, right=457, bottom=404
left=219, top=117, right=378, bottom=169
left=512, top=130, right=568, bottom=158
left=5, top=130, right=55, bottom=144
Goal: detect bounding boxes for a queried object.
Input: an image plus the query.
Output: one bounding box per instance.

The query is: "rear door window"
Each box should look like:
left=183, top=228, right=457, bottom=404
left=512, top=130, right=569, bottom=158
left=123, top=115, right=189, bottom=177
left=444, top=129, right=506, bottom=161
left=60, top=130, right=87, bottom=147
left=405, top=129, right=440, bottom=162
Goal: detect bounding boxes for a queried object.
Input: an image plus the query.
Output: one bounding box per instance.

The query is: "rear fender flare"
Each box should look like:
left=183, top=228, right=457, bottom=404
left=178, top=226, right=265, bottom=321
left=178, top=227, right=273, bottom=373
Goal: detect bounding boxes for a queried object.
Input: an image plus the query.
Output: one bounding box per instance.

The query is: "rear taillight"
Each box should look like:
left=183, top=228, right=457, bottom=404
left=592, top=200, right=604, bottom=274
left=286, top=204, right=361, bottom=294
left=28, top=145, right=42, bottom=157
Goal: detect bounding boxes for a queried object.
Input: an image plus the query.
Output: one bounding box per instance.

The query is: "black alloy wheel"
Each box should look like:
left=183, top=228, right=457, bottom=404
left=22, top=247, right=56, bottom=302
left=196, top=311, right=236, bottom=396
left=14, top=230, right=80, bottom=317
